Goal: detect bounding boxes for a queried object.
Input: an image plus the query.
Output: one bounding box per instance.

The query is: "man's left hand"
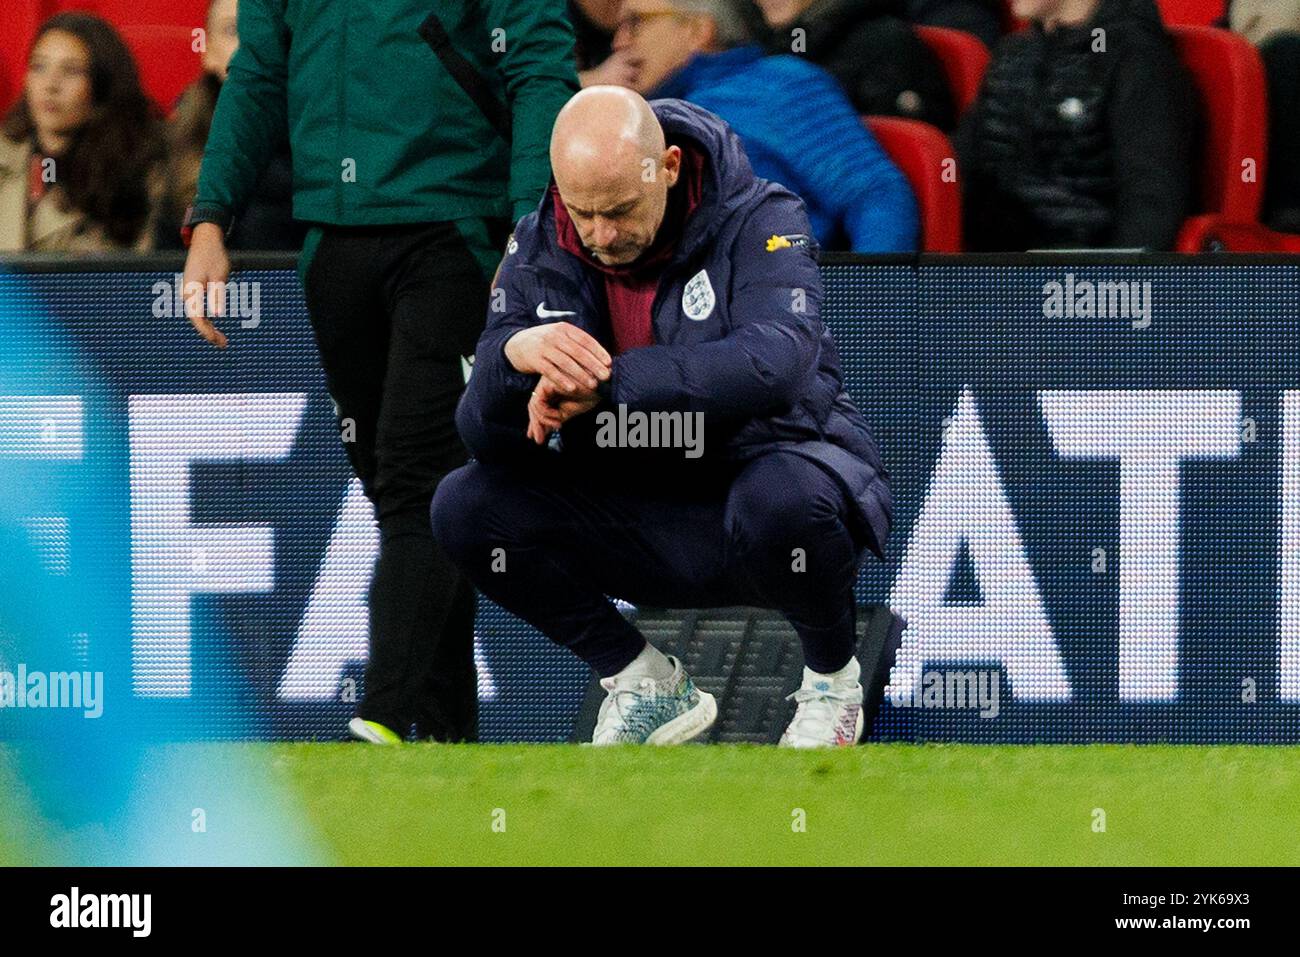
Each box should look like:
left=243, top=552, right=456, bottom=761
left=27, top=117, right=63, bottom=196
left=526, top=376, right=601, bottom=444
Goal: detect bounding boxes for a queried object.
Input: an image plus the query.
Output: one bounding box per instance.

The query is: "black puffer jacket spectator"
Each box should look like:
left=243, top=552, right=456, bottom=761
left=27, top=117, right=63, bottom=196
left=905, top=0, right=1003, bottom=49
left=956, top=0, right=1195, bottom=251
left=757, top=0, right=955, bottom=128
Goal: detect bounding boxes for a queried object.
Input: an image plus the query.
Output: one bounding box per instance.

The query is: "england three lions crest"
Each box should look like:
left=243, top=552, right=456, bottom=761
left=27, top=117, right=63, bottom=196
left=682, top=269, right=715, bottom=321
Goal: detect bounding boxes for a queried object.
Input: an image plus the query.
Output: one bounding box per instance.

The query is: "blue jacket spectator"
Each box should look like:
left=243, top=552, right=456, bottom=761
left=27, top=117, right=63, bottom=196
left=616, top=0, right=918, bottom=252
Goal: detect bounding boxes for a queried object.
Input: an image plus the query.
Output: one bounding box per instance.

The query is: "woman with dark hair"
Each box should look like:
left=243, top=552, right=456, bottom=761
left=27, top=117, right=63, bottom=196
left=0, top=12, right=165, bottom=252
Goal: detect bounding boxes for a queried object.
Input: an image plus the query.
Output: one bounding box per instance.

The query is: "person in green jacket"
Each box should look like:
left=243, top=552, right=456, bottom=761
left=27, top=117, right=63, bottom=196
left=182, top=0, right=580, bottom=744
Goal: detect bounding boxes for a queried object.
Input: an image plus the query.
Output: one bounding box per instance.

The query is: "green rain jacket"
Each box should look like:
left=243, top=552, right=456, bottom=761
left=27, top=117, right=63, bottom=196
left=194, top=0, right=579, bottom=229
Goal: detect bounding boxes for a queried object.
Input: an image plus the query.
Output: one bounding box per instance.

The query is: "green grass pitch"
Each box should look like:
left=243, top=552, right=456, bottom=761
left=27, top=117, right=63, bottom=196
left=3, top=743, right=1298, bottom=866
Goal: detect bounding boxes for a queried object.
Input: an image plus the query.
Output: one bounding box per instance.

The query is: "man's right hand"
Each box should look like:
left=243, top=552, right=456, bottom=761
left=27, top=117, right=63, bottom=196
left=183, top=222, right=232, bottom=348
left=504, top=321, right=612, bottom=393
left=579, top=50, right=639, bottom=89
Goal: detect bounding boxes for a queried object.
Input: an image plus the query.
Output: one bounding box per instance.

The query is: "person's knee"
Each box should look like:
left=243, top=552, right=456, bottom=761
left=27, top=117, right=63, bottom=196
left=430, top=464, right=495, bottom=556
left=724, top=463, right=861, bottom=608
left=726, top=457, right=845, bottom=556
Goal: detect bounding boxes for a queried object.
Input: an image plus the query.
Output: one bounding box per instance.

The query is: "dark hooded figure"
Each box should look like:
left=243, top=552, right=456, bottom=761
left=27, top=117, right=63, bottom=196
left=956, top=0, right=1196, bottom=251
left=754, top=0, right=956, bottom=129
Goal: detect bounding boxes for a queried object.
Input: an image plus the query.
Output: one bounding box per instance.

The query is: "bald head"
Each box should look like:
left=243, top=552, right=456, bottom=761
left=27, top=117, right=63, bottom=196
left=551, top=86, right=664, bottom=182
left=549, top=87, right=681, bottom=265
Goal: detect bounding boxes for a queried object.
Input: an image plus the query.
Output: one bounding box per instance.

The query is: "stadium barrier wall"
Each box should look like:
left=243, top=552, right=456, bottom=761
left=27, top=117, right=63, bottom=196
left=2, top=251, right=1299, bottom=743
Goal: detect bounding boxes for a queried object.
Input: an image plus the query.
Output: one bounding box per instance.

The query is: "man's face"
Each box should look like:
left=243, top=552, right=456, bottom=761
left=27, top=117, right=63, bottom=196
left=556, top=146, right=682, bottom=265
left=613, top=0, right=707, bottom=95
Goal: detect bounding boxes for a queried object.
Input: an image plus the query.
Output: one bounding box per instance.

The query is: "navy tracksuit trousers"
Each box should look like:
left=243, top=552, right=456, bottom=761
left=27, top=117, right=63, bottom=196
left=431, top=450, right=868, bottom=677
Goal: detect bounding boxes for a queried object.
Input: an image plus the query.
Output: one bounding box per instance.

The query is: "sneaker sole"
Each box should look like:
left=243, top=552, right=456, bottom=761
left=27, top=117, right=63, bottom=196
left=645, top=690, right=718, bottom=745
left=348, top=716, right=402, bottom=744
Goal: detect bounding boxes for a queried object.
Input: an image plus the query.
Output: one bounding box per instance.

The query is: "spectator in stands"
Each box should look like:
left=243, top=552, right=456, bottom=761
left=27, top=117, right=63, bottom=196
left=1230, top=0, right=1300, bottom=47
left=753, top=0, right=956, bottom=129
left=571, top=0, right=640, bottom=87
left=1231, top=3, right=1300, bottom=233
left=0, top=12, right=164, bottom=252
left=156, top=0, right=304, bottom=250
left=956, top=0, right=1195, bottom=251
left=905, top=0, right=1003, bottom=49
left=615, top=0, right=919, bottom=251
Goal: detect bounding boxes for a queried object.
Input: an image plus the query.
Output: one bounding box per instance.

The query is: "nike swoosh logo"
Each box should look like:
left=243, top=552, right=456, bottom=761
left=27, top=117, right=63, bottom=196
left=536, top=303, right=576, bottom=319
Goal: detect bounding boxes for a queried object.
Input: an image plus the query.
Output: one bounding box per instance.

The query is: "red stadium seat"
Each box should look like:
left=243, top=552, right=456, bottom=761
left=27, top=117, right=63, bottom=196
left=0, top=1, right=53, bottom=113
left=1176, top=215, right=1300, bottom=253
left=1169, top=25, right=1269, bottom=226
left=2, top=2, right=211, bottom=114
left=71, top=0, right=210, bottom=30
left=117, top=22, right=202, bottom=112
left=865, top=115, right=963, bottom=253
left=1155, top=0, right=1226, bottom=27
left=914, top=25, right=990, bottom=120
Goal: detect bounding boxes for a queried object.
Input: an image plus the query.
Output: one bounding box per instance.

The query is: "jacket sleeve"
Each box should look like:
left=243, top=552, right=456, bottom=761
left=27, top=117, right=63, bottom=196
left=480, top=0, right=581, bottom=222
left=454, top=222, right=549, bottom=462
left=1106, top=43, right=1195, bottom=251
left=818, top=105, right=919, bottom=253
left=193, top=0, right=290, bottom=222
left=691, top=65, right=920, bottom=252
left=776, top=73, right=919, bottom=252
left=607, top=194, right=824, bottom=417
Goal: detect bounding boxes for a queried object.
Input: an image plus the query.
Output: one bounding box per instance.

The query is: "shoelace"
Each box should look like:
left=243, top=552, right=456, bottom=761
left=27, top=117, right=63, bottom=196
left=600, top=676, right=660, bottom=731
left=784, top=686, right=856, bottom=738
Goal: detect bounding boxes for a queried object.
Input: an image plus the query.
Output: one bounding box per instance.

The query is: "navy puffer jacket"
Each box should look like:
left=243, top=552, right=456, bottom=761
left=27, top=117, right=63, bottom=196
left=456, top=99, right=892, bottom=558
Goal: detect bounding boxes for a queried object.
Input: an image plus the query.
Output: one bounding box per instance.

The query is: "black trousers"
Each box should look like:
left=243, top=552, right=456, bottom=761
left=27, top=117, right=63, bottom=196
left=432, top=452, right=870, bottom=678
left=301, top=219, right=507, bottom=740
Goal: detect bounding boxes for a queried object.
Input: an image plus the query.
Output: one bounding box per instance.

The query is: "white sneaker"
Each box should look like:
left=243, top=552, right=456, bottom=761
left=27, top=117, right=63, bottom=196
left=592, top=655, right=717, bottom=745
left=779, top=657, right=865, bottom=748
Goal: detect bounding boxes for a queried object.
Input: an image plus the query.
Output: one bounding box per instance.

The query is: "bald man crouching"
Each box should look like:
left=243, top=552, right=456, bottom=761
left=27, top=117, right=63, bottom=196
left=431, top=88, right=892, bottom=747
